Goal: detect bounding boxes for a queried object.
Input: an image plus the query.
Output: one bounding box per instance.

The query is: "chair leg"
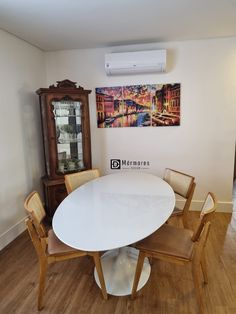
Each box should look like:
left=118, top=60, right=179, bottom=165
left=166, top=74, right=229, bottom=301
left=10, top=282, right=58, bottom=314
left=92, top=253, right=108, bottom=300
left=200, top=252, right=208, bottom=284
left=192, top=262, right=204, bottom=314
left=182, top=211, right=190, bottom=229
left=38, top=259, right=48, bottom=311
left=131, top=251, right=146, bottom=299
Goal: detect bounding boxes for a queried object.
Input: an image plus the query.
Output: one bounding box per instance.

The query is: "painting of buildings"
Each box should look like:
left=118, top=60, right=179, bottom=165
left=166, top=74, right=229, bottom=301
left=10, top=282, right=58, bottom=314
left=96, top=83, right=181, bottom=128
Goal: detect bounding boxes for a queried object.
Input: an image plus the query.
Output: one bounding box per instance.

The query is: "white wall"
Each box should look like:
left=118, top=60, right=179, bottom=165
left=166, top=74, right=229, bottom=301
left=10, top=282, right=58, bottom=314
left=45, top=37, right=236, bottom=212
left=0, top=30, right=46, bottom=249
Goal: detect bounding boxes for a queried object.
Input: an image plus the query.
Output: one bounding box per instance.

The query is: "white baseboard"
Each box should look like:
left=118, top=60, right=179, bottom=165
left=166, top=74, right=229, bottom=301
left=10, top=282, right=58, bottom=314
left=0, top=217, right=27, bottom=251
left=176, top=199, right=233, bottom=213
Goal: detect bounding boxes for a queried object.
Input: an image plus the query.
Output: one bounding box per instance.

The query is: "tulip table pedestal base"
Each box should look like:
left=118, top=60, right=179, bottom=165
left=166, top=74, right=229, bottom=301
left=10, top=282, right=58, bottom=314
left=94, top=246, right=151, bottom=296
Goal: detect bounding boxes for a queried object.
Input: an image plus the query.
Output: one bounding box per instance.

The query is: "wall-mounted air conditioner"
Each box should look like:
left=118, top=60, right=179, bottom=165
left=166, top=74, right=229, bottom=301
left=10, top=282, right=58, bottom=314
left=105, top=49, right=166, bottom=75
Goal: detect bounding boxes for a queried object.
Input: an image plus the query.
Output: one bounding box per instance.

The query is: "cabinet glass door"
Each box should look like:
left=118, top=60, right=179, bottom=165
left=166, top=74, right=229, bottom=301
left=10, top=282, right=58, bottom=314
left=52, top=100, right=84, bottom=173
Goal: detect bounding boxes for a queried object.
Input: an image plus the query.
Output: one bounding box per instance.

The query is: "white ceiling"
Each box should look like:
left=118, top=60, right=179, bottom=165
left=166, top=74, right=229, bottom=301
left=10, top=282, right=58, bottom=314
left=1, top=0, right=236, bottom=51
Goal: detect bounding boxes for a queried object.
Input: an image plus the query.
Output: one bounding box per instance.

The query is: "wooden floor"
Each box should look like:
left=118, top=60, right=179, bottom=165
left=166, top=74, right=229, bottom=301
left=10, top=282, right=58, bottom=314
left=0, top=212, right=236, bottom=314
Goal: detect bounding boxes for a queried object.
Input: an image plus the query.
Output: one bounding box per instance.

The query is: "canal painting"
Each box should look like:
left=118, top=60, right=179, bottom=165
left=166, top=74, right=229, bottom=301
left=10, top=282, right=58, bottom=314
left=96, top=83, right=181, bottom=128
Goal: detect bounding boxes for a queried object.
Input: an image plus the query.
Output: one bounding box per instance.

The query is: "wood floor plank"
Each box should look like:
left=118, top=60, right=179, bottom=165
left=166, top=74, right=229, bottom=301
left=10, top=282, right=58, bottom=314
left=0, top=212, right=235, bottom=313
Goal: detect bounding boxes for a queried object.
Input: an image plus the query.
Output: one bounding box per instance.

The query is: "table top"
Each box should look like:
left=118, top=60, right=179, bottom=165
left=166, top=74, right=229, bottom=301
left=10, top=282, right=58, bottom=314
left=52, top=172, right=175, bottom=251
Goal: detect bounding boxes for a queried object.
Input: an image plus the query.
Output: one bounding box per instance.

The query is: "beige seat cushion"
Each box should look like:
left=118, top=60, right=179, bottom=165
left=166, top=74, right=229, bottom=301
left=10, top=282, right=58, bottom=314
left=135, top=224, right=194, bottom=260
left=170, top=193, right=186, bottom=216
left=170, top=206, right=183, bottom=216
left=47, top=229, right=79, bottom=255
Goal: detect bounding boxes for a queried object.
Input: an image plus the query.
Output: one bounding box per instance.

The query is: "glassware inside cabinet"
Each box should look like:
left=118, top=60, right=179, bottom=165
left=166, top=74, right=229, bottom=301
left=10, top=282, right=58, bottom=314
left=52, top=100, right=84, bottom=174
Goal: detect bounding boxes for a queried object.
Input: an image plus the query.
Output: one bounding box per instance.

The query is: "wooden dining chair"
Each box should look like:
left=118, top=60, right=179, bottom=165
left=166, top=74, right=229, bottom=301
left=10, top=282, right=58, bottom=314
left=65, top=168, right=100, bottom=194
left=131, top=192, right=217, bottom=314
left=24, top=191, right=107, bottom=310
left=164, top=168, right=196, bottom=228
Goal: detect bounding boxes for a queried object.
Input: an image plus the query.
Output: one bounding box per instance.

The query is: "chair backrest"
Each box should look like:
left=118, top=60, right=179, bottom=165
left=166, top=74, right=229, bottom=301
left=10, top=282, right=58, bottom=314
left=24, top=191, right=47, bottom=237
left=65, top=169, right=100, bottom=194
left=164, top=168, right=195, bottom=198
left=192, top=192, right=217, bottom=242
left=25, top=218, right=47, bottom=259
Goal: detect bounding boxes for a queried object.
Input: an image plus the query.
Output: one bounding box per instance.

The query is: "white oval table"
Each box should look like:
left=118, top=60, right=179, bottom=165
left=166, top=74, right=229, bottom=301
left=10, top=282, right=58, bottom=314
left=53, top=172, right=175, bottom=296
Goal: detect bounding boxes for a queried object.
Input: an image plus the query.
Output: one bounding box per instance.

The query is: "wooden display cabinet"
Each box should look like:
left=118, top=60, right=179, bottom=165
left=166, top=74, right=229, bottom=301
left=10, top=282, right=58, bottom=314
left=36, top=80, right=92, bottom=218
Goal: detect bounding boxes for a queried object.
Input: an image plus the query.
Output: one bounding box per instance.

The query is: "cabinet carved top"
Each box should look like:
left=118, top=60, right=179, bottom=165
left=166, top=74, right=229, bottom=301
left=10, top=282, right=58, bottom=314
left=36, top=80, right=91, bottom=95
